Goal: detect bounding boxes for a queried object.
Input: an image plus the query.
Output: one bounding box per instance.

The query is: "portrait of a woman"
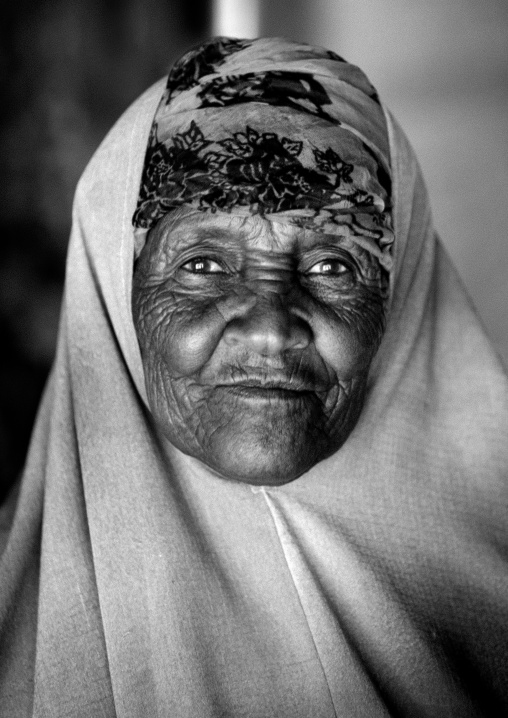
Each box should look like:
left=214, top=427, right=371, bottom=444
left=0, top=35, right=507, bottom=716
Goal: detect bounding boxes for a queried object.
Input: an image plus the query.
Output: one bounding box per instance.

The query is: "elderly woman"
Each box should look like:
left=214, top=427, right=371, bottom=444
left=1, top=37, right=507, bottom=716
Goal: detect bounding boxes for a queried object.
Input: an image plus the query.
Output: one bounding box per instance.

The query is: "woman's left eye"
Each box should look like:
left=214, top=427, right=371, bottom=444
left=306, top=259, right=350, bottom=276
left=180, top=257, right=226, bottom=274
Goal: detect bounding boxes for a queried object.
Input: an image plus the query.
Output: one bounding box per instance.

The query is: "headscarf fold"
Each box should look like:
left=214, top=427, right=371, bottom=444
left=1, top=37, right=508, bottom=717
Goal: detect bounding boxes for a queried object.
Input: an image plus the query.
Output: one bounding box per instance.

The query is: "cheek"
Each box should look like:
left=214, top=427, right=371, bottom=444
left=312, top=300, right=384, bottom=379
left=135, top=291, right=227, bottom=377
left=166, top=309, right=225, bottom=376
left=315, top=326, right=371, bottom=380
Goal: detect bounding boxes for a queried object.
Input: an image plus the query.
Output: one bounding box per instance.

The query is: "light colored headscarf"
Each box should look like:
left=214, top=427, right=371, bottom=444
left=1, top=37, right=508, bottom=717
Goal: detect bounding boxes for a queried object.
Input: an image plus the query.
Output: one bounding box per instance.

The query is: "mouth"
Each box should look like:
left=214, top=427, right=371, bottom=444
left=215, top=374, right=318, bottom=401
left=219, top=385, right=310, bottom=401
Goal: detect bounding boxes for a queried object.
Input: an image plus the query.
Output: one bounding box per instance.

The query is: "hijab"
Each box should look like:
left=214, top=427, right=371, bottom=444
left=1, top=37, right=507, bottom=717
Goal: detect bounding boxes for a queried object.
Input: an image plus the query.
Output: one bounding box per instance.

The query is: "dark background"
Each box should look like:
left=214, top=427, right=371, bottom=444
left=0, top=0, right=210, bottom=502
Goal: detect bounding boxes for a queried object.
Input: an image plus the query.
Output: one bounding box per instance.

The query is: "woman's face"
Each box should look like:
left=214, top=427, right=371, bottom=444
left=132, top=208, right=388, bottom=485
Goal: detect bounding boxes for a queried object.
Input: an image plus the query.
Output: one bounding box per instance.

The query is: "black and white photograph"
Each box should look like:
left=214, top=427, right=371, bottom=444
left=1, top=1, right=507, bottom=715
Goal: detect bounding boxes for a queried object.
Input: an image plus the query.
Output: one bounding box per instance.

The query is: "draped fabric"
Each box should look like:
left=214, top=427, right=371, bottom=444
left=1, top=38, right=508, bottom=717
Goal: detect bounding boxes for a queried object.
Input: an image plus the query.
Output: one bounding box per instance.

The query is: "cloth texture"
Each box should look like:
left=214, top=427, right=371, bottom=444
left=132, top=37, right=393, bottom=272
left=1, top=37, right=508, bottom=717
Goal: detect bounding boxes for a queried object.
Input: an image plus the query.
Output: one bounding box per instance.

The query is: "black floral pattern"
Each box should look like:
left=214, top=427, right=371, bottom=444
left=165, top=37, right=252, bottom=100
left=197, top=71, right=338, bottom=123
left=133, top=121, right=376, bottom=228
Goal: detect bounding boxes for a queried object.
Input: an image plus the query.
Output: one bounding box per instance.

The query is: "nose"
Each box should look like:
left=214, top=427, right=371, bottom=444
left=223, top=294, right=312, bottom=356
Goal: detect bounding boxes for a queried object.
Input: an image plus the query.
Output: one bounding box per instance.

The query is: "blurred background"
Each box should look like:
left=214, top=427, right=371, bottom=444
left=1, top=0, right=507, bottom=501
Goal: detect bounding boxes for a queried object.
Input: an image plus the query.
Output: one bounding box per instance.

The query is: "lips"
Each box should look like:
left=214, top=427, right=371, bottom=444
left=218, top=386, right=311, bottom=404
left=202, top=360, right=334, bottom=400
left=212, top=368, right=329, bottom=403
left=221, top=379, right=308, bottom=391
left=217, top=373, right=316, bottom=391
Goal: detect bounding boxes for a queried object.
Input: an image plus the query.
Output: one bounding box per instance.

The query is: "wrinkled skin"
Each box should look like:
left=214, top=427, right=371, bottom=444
left=132, top=208, right=388, bottom=485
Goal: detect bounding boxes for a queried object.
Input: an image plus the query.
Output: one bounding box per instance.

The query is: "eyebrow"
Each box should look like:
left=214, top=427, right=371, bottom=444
left=164, top=216, right=355, bottom=256
left=163, top=224, right=243, bottom=253
left=300, top=230, right=352, bottom=249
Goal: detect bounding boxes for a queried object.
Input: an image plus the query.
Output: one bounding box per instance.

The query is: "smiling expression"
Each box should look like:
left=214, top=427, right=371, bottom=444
left=132, top=208, right=388, bottom=485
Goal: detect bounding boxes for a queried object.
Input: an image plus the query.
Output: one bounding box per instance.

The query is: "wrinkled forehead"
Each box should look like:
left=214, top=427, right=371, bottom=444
left=132, top=37, right=393, bottom=273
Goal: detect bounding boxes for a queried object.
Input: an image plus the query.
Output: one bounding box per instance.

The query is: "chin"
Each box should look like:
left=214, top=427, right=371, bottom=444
left=197, top=420, right=339, bottom=486
left=210, top=448, right=312, bottom=486
left=160, top=387, right=367, bottom=485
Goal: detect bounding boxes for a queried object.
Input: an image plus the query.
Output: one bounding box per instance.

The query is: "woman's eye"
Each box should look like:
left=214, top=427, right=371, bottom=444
left=307, top=259, right=350, bottom=276
left=180, top=257, right=225, bottom=274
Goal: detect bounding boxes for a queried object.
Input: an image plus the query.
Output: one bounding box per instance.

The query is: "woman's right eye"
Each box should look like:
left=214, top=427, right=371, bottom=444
left=180, top=257, right=226, bottom=274
left=306, top=258, right=351, bottom=276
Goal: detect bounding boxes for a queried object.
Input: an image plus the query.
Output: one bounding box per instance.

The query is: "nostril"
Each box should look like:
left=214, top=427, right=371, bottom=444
left=223, top=310, right=311, bottom=356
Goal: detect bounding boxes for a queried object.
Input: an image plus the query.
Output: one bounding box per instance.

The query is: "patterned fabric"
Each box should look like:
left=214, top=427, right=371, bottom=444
left=132, top=37, right=394, bottom=271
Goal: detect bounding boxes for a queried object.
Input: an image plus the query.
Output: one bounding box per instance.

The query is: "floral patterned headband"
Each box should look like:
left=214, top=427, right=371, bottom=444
left=133, top=37, right=394, bottom=271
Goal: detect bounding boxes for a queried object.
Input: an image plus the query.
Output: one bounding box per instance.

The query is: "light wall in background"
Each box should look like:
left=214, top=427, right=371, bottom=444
left=213, top=0, right=508, bottom=366
left=212, top=0, right=259, bottom=38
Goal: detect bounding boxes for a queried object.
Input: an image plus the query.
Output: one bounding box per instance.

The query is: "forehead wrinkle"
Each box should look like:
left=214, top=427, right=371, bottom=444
left=154, top=212, right=243, bottom=258
left=156, top=210, right=305, bottom=256
left=299, top=227, right=365, bottom=254
left=245, top=217, right=299, bottom=253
